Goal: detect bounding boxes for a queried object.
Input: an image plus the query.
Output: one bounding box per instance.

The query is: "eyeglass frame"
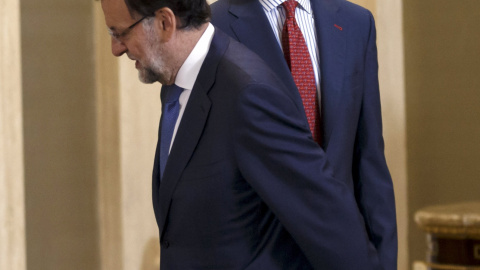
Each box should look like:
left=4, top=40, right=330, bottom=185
left=108, top=15, right=149, bottom=42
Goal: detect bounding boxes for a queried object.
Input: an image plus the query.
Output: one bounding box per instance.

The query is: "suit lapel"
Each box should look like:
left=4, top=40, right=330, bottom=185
left=228, top=0, right=301, bottom=103
left=312, top=0, right=346, bottom=148
left=157, top=30, right=229, bottom=238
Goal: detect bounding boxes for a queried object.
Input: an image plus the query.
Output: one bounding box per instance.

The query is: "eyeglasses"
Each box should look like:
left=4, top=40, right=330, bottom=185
left=108, top=15, right=148, bottom=42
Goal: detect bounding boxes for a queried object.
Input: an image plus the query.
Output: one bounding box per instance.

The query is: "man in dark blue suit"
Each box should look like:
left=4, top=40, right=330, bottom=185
left=210, top=0, right=397, bottom=269
left=101, top=0, right=383, bottom=268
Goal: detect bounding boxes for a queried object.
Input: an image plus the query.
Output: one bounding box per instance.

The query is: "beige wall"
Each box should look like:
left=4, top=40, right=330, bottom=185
left=19, top=0, right=162, bottom=268
left=0, top=0, right=26, bottom=268
left=21, top=0, right=100, bottom=269
left=404, top=0, right=480, bottom=264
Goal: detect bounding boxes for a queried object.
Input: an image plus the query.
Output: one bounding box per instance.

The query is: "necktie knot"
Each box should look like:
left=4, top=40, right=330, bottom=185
left=282, top=0, right=298, bottom=19
left=163, top=84, right=184, bottom=104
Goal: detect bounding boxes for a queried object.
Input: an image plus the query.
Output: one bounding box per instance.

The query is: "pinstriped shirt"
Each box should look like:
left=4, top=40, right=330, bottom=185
left=259, top=0, right=321, bottom=96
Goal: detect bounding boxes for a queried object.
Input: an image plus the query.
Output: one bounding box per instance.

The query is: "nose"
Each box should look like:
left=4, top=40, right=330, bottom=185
left=111, top=38, right=127, bottom=57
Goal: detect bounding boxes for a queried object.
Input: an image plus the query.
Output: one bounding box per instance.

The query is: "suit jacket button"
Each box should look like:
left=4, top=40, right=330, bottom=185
left=163, top=240, right=170, bottom=248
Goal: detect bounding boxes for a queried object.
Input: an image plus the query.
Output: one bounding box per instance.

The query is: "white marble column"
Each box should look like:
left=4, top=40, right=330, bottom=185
left=0, top=0, right=26, bottom=268
left=94, top=2, right=161, bottom=269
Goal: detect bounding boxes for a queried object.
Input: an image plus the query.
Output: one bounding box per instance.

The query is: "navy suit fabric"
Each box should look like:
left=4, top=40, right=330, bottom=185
left=210, top=0, right=398, bottom=269
left=152, top=29, right=383, bottom=269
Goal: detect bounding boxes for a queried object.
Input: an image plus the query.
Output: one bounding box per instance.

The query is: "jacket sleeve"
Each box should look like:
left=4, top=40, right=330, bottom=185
left=232, top=81, right=382, bottom=270
left=352, top=11, right=398, bottom=270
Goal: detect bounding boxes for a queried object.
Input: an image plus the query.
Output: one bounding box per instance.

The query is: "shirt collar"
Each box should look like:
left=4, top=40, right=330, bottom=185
left=174, top=23, right=215, bottom=90
left=259, top=0, right=312, bottom=14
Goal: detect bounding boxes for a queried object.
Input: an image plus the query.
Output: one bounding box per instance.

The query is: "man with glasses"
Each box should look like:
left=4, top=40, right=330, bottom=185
left=101, top=0, right=382, bottom=268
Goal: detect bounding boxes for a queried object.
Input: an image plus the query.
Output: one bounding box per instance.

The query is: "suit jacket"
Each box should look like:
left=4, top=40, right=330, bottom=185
left=152, top=28, right=382, bottom=269
left=210, top=0, right=398, bottom=269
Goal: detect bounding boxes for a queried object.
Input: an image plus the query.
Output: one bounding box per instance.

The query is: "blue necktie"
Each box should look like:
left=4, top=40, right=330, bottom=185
left=160, top=84, right=184, bottom=180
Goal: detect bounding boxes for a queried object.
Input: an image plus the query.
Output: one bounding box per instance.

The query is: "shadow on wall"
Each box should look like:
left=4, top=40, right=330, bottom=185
left=141, top=237, right=160, bottom=270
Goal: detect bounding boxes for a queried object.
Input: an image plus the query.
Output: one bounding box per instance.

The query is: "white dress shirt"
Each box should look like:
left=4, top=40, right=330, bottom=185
left=167, top=23, right=215, bottom=153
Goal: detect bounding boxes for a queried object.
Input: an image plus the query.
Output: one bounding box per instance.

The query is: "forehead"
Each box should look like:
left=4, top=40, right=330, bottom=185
left=101, top=0, right=134, bottom=29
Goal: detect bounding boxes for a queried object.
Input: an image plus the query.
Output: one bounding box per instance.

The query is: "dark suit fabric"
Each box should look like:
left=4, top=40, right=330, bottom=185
left=152, top=29, right=382, bottom=269
left=210, top=0, right=398, bottom=269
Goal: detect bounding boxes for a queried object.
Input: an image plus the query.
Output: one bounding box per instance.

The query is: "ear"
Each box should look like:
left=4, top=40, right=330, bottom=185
left=153, top=7, right=177, bottom=42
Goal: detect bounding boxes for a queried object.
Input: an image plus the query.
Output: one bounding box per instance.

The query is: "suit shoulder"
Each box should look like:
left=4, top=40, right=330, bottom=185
left=339, top=0, right=374, bottom=25
left=335, top=0, right=375, bottom=41
left=210, top=0, right=238, bottom=35
left=210, top=0, right=233, bottom=24
left=210, top=0, right=230, bottom=14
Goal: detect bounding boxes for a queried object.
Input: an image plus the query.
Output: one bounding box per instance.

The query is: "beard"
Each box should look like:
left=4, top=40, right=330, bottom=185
left=138, top=65, right=160, bottom=84
left=136, top=21, right=169, bottom=84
